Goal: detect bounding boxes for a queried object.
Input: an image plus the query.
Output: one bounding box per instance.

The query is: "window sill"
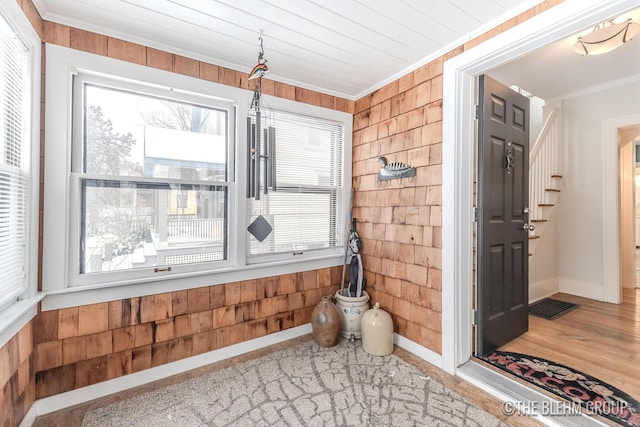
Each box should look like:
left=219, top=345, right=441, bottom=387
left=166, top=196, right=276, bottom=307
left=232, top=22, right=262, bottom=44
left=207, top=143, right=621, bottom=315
left=42, top=254, right=343, bottom=311
left=0, top=293, right=45, bottom=348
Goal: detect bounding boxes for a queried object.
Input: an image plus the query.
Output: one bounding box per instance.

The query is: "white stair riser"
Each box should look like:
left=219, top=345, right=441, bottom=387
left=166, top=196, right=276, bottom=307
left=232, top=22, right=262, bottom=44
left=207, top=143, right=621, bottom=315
left=530, top=182, right=562, bottom=255
left=528, top=221, right=546, bottom=238
left=535, top=205, right=554, bottom=220
left=545, top=191, right=560, bottom=205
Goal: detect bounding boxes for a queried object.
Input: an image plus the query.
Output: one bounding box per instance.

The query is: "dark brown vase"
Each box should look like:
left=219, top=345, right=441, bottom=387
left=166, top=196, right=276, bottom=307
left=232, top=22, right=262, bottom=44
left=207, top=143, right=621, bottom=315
left=311, top=296, right=341, bottom=347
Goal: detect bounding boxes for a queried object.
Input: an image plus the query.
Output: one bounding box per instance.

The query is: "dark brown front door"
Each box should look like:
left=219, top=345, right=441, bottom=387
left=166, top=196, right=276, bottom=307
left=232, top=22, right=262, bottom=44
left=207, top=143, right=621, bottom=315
left=476, top=75, right=530, bottom=356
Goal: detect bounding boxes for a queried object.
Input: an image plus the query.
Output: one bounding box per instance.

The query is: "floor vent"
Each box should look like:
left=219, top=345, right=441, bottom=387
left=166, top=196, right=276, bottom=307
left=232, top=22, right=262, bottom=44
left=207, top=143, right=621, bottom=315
left=529, top=298, right=578, bottom=320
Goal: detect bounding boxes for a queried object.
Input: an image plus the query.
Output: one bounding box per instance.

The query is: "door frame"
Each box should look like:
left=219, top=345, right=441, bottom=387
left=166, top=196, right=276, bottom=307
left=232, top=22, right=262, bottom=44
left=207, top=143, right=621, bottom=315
left=441, top=0, right=639, bottom=374
left=608, top=115, right=640, bottom=295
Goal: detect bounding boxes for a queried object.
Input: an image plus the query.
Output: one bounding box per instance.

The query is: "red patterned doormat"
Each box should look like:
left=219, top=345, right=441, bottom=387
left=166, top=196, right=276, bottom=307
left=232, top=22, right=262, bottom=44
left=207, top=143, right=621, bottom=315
left=482, top=351, right=640, bottom=426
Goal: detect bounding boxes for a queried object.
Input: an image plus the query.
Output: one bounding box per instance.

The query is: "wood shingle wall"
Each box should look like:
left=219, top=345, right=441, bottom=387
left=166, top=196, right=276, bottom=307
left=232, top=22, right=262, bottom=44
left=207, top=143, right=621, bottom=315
left=349, top=0, right=564, bottom=356
left=32, top=270, right=341, bottom=399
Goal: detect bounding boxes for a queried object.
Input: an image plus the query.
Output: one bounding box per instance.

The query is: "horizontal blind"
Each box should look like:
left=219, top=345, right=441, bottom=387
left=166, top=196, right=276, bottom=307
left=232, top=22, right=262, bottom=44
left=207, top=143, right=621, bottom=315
left=0, top=14, right=31, bottom=309
left=264, top=110, right=343, bottom=187
left=249, top=110, right=344, bottom=256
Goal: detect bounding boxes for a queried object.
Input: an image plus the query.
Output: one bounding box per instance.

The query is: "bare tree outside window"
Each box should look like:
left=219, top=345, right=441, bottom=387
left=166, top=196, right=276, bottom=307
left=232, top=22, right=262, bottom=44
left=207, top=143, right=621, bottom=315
left=85, top=105, right=140, bottom=176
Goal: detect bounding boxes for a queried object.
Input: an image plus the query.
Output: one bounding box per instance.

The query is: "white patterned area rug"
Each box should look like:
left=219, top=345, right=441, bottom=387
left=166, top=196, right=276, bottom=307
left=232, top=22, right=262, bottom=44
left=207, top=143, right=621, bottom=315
left=82, top=340, right=508, bottom=426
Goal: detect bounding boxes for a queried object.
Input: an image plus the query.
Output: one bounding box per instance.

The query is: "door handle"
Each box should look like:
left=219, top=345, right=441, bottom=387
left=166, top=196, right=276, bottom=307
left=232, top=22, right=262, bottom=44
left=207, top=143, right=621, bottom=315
left=523, top=223, right=535, bottom=232
left=504, top=145, right=514, bottom=175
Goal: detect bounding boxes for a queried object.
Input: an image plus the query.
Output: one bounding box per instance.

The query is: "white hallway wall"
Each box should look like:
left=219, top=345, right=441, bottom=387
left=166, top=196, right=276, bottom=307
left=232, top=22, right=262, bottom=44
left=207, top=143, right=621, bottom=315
left=557, top=79, right=640, bottom=300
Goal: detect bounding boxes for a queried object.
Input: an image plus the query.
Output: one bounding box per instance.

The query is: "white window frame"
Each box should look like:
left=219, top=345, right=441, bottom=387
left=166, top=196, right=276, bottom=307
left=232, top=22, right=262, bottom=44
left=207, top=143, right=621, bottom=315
left=0, top=0, right=42, bottom=349
left=43, top=45, right=352, bottom=310
left=68, top=71, right=237, bottom=286
left=246, top=109, right=346, bottom=264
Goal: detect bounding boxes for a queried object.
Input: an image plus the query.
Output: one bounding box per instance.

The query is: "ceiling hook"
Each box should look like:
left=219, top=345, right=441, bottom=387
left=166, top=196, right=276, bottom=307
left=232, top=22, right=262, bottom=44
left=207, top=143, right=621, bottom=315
left=258, top=30, right=266, bottom=63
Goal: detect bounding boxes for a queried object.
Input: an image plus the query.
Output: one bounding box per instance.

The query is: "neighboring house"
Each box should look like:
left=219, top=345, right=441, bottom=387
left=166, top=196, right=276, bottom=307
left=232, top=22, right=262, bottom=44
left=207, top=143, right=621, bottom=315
left=143, top=127, right=227, bottom=266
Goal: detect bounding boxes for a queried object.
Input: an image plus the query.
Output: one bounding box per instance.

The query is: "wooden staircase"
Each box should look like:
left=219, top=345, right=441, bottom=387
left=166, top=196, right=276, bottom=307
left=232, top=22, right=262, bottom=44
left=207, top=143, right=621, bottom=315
left=528, top=107, right=563, bottom=256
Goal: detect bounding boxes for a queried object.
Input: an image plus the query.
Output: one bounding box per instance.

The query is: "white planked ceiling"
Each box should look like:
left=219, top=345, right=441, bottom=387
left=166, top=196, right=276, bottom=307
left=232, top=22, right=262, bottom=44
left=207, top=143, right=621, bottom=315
left=32, top=0, right=543, bottom=99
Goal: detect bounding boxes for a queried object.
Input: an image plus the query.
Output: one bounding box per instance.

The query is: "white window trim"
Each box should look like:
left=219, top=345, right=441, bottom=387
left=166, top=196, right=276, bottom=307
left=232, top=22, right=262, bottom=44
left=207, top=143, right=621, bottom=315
left=246, top=108, right=346, bottom=263
left=68, top=72, right=238, bottom=286
left=43, top=44, right=352, bottom=311
left=0, top=0, right=41, bottom=348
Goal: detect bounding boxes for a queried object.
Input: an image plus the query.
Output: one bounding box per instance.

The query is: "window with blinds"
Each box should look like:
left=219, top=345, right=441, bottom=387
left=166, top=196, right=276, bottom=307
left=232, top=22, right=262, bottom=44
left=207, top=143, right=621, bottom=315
left=0, top=14, right=31, bottom=310
left=248, top=109, right=344, bottom=258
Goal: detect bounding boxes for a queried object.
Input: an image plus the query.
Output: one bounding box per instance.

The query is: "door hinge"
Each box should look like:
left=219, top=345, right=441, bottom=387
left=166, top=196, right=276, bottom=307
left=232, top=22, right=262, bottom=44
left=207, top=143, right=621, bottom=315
left=473, top=207, right=478, bottom=222
left=474, top=104, right=480, bottom=120
left=472, top=309, right=479, bottom=325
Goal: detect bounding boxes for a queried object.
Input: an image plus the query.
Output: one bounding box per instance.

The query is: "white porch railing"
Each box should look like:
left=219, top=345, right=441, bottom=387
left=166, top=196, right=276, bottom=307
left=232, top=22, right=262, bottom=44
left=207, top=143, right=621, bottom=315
left=167, top=218, right=225, bottom=243
left=529, top=107, right=562, bottom=220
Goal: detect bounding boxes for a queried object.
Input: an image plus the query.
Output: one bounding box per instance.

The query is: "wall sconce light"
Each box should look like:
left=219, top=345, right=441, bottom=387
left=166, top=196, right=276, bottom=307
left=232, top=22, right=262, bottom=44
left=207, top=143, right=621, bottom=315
left=573, top=18, right=640, bottom=55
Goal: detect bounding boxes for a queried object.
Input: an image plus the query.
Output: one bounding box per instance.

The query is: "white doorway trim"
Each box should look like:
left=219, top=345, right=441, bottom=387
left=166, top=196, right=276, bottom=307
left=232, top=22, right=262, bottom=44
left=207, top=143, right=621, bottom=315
left=441, top=0, right=640, bottom=374
left=604, top=113, right=640, bottom=301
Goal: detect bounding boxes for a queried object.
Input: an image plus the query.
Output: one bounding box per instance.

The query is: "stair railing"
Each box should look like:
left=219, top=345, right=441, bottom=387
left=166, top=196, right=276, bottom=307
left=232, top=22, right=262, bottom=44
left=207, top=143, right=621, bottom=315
left=529, top=107, right=562, bottom=220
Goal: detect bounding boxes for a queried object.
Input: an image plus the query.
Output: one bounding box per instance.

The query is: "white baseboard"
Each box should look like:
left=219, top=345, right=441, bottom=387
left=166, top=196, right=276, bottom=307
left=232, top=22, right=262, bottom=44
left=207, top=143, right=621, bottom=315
left=529, top=278, right=559, bottom=303
left=394, top=333, right=443, bottom=369
left=32, top=324, right=312, bottom=420
left=18, top=402, right=38, bottom=427
left=558, top=277, right=604, bottom=301
left=23, top=327, right=443, bottom=424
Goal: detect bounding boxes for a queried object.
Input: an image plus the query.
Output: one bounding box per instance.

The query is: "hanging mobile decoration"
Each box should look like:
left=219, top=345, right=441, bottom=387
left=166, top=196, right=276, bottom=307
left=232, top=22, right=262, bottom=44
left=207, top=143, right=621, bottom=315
left=248, top=33, right=270, bottom=110
left=247, top=33, right=276, bottom=242
left=248, top=58, right=269, bottom=81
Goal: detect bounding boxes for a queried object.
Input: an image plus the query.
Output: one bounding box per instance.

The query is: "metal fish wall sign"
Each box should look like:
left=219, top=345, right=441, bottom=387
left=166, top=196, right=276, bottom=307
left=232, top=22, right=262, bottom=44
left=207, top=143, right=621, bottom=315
left=376, top=156, right=416, bottom=183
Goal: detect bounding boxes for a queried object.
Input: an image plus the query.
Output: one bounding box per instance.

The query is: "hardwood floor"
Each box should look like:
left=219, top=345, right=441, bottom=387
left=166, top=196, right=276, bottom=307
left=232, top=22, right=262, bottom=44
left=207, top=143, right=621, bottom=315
left=499, top=288, right=640, bottom=399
